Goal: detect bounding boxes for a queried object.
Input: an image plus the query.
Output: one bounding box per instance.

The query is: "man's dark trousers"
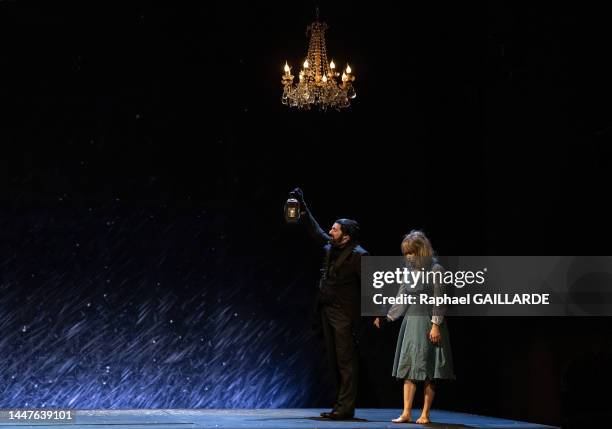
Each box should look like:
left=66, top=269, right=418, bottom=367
left=319, top=302, right=359, bottom=416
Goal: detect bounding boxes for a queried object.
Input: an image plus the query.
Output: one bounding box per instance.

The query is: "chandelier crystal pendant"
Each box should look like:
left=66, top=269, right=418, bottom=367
left=281, top=13, right=356, bottom=111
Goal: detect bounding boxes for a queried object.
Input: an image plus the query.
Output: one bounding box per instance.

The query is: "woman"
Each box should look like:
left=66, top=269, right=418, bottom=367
left=374, top=230, right=455, bottom=424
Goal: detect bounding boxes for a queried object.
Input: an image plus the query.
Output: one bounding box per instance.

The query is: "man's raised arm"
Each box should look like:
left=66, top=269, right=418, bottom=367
left=291, top=187, right=330, bottom=247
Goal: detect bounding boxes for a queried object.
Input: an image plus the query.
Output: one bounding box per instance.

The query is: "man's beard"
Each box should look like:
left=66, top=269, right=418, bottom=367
left=330, top=234, right=347, bottom=247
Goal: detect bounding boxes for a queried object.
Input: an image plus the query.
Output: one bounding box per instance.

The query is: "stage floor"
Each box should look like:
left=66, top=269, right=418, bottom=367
left=0, top=409, right=559, bottom=429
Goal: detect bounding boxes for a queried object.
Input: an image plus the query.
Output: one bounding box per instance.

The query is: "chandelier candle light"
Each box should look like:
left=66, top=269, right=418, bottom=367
left=282, top=15, right=356, bottom=111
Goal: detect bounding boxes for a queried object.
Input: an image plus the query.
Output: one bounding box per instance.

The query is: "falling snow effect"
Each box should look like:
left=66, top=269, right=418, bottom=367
left=0, top=203, right=328, bottom=408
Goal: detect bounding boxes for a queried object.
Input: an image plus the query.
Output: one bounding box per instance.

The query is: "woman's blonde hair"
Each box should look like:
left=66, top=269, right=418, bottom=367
left=401, top=230, right=435, bottom=269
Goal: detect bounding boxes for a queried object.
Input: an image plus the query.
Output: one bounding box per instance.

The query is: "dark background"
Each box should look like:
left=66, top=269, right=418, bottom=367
left=1, top=1, right=612, bottom=426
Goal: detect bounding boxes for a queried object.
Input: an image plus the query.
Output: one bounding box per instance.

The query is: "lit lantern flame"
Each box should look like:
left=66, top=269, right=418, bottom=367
left=346, top=64, right=352, bottom=74
left=330, top=60, right=336, bottom=69
left=303, top=59, right=309, bottom=68
left=342, top=72, right=347, bottom=81
left=322, top=75, right=327, bottom=83
left=284, top=62, right=290, bottom=73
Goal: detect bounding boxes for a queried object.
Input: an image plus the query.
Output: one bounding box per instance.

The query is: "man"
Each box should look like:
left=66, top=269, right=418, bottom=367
left=291, top=187, right=368, bottom=420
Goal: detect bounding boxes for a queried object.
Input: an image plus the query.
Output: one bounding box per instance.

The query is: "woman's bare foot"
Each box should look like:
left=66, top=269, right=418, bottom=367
left=391, top=413, right=413, bottom=423
left=416, top=414, right=431, bottom=424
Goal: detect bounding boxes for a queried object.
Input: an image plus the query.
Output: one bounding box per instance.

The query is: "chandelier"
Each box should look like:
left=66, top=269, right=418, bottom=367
left=281, top=13, right=356, bottom=111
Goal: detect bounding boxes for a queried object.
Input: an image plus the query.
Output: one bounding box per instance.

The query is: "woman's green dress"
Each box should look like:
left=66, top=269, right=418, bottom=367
left=388, top=263, right=455, bottom=381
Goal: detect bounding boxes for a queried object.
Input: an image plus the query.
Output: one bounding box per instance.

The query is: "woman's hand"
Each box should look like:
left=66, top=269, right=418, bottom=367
left=374, top=317, right=381, bottom=329
left=429, top=323, right=441, bottom=344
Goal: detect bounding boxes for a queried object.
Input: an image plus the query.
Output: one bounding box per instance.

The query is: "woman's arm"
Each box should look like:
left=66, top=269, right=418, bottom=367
left=386, top=281, right=409, bottom=322
left=431, top=263, right=446, bottom=325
